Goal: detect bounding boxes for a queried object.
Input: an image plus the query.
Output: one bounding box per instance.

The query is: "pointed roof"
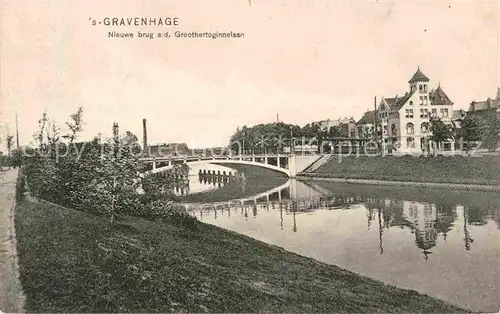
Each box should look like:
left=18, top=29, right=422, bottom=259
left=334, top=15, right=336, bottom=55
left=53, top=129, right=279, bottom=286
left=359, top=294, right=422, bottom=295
left=383, top=97, right=396, bottom=109
left=393, top=91, right=415, bottom=111
left=356, top=110, right=376, bottom=125
left=431, top=86, right=453, bottom=106
left=408, top=67, right=430, bottom=83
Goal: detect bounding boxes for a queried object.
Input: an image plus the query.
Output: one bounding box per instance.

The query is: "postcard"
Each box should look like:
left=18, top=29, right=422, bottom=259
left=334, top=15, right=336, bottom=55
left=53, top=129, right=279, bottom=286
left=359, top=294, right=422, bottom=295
left=1, top=1, right=499, bottom=313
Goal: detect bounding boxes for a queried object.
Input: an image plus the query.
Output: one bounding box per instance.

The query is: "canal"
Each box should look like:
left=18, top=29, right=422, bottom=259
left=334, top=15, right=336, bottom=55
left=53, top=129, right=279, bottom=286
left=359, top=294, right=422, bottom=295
left=174, top=164, right=500, bottom=313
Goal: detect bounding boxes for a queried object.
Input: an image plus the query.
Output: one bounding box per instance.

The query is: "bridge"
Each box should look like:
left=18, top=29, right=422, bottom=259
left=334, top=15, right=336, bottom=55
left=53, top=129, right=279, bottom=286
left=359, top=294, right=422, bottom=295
left=140, top=154, right=321, bottom=178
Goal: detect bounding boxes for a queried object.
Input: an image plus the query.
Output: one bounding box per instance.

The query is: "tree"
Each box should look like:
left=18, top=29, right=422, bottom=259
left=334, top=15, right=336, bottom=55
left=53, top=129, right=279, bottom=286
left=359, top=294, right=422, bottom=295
left=229, top=122, right=302, bottom=154
left=6, top=135, right=13, bottom=169
left=63, top=106, right=83, bottom=145
left=34, top=112, right=49, bottom=153
left=482, top=116, right=500, bottom=152
left=457, top=115, right=485, bottom=152
left=22, top=108, right=185, bottom=225
left=429, top=118, right=454, bottom=155
left=99, top=123, right=142, bottom=224
left=47, top=120, right=61, bottom=147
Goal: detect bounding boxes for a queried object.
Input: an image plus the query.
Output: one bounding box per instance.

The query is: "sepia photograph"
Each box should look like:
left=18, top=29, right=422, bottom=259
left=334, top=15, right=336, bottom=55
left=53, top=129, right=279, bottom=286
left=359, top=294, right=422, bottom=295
left=0, top=0, right=499, bottom=313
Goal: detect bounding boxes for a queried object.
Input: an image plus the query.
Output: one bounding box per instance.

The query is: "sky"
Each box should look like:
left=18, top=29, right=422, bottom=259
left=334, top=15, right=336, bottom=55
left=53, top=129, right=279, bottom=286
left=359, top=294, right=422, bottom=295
left=1, top=0, right=499, bottom=150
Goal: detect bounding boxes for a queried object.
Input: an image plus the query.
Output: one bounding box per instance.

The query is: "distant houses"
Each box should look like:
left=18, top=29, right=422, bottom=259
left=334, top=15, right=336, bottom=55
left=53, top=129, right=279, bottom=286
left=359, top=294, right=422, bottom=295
left=338, top=67, right=455, bottom=153
left=321, top=68, right=500, bottom=154
left=311, top=117, right=354, bottom=131
left=377, top=67, right=455, bottom=153
left=355, top=110, right=376, bottom=140
left=148, top=143, right=190, bottom=157
left=314, top=68, right=460, bottom=153
left=468, top=88, right=500, bottom=120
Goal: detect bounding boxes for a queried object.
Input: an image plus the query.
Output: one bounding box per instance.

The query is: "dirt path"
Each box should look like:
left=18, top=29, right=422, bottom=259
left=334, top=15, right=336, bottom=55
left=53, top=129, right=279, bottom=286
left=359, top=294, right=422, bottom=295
left=0, top=169, right=25, bottom=313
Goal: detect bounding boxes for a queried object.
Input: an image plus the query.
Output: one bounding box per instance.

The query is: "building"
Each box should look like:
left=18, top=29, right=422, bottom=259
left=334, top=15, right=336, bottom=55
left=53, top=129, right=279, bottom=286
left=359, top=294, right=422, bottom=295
left=355, top=110, right=376, bottom=139
left=468, top=88, right=500, bottom=120
left=377, top=67, right=455, bottom=153
left=342, top=118, right=358, bottom=138
left=311, top=117, right=355, bottom=132
left=148, top=142, right=189, bottom=157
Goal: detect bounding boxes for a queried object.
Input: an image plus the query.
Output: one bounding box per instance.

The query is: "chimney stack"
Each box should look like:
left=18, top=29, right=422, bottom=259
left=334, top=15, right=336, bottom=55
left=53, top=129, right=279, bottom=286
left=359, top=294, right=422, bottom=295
left=142, top=118, right=148, bottom=155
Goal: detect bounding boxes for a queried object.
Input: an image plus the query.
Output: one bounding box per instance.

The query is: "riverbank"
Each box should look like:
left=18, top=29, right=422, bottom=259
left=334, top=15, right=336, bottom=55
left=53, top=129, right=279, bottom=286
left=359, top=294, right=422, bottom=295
left=14, top=197, right=466, bottom=313
left=302, top=155, right=500, bottom=191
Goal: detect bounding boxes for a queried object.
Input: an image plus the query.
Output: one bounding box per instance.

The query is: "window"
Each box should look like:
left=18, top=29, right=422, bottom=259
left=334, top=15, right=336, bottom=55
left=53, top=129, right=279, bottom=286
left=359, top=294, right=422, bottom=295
left=406, top=137, right=415, bottom=148
left=409, top=109, right=414, bottom=118
left=431, top=109, right=437, bottom=117
left=424, top=96, right=428, bottom=105
left=420, top=109, right=424, bottom=118
left=419, top=85, right=423, bottom=92
left=424, top=109, right=429, bottom=117
left=406, top=122, right=414, bottom=135
left=391, top=124, right=397, bottom=136
left=444, top=108, right=449, bottom=117
left=405, top=109, right=409, bottom=118
left=421, top=122, right=429, bottom=133
left=424, top=85, right=427, bottom=92
left=440, top=109, right=445, bottom=117
left=409, top=101, right=413, bottom=106
left=420, top=96, right=424, bottom=105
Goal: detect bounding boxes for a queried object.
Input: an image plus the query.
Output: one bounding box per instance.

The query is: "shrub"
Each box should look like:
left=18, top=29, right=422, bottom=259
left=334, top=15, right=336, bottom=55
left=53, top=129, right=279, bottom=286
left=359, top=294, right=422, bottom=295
left=23, top=109, right=193, bottom=226
left=15, top=167, right=26, bottom=201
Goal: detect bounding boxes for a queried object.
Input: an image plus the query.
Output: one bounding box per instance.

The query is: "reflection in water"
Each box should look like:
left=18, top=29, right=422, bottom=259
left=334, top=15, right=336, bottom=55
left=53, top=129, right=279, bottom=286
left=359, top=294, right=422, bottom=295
left=464, top=207, right=474, bottom=251
left=186, top=181, right=500, bottom=313
left=292, top=206, right=297, bottom=233
left=190, top=195, right=497, bottom=256
left=280, top=202, right=283, bottom=231
left=377, top=207, right=383, bottom=255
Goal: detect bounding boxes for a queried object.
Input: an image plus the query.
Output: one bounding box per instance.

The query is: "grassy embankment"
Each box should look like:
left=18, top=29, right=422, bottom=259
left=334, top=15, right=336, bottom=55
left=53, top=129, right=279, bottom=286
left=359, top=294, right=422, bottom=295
left=305, top=155, right=500, bottom=186
left=15, top=197, right=466, bottom=313
left=182, top=164, right=288, bottom=203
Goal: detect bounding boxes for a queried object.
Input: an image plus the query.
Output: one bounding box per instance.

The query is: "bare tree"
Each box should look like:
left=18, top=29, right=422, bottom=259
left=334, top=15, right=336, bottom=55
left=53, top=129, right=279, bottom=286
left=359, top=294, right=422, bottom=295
left=63, top=106, right=84, bottom=145
left=47, top=120, right=61, bottom=146
left=34, top=112, right=48, bottom=152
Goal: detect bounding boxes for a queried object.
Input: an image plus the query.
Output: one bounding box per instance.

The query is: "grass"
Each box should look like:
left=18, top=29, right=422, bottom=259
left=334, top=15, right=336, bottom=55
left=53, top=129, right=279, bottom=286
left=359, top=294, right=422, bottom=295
left=15, top=197, right=467, bottom=313
left=309, top=155, right=500, bottom=185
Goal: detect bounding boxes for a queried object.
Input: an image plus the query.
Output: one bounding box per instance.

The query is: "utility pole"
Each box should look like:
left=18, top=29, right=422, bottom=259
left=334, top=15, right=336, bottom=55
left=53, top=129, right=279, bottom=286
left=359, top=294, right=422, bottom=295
left=15, top=112, right=20, bottom=152
left=374, top=95, right=379, bottom=155
left=15, top=112, right=20, bottom=166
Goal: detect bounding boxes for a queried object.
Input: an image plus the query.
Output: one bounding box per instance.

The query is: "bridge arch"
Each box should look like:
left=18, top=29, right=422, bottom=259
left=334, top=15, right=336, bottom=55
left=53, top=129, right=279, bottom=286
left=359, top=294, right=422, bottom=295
left=182, top=180, right=292, bottom=211
left=148, top=159, right=291, bottom=177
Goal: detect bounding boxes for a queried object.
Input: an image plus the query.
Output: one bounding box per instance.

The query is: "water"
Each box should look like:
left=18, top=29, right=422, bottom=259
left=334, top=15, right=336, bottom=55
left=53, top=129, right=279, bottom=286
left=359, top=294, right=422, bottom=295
left=178, top=164, right=500, bottom=312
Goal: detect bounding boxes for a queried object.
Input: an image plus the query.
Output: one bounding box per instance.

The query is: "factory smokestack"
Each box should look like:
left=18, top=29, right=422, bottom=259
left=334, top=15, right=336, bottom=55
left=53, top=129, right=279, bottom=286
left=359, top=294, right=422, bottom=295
left=142, top=118, right=148, bottom=156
